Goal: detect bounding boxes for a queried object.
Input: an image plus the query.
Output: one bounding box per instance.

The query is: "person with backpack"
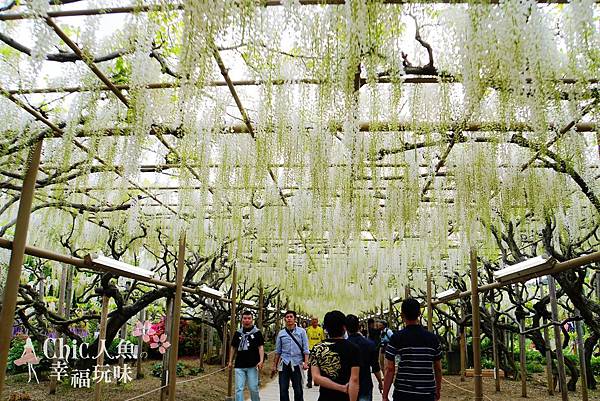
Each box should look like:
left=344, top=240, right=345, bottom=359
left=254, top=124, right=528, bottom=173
left=377, top=320, right=394, bottom=377
left=272, top=310, right=310, bottom=401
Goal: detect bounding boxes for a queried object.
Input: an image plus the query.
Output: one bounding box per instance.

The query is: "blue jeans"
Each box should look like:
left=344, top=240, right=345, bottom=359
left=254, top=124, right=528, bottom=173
left=358, top=393, right=373, bottom=401
left=235, top=367, right=260, bottom=401
left=279, top=363, right=303, bottom=401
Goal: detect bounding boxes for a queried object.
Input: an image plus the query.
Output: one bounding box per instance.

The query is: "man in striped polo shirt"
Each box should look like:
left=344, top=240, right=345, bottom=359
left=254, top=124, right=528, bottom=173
left=382, top=298, right=442, bottom=401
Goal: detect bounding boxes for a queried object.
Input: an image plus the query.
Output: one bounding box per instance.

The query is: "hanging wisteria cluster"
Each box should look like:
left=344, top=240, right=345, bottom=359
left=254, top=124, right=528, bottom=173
left=0, top=0, right=599, bottom=315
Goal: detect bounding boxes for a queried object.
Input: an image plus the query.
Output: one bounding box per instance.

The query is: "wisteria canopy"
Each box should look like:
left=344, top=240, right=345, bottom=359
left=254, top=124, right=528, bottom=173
left=0, top=0, right=599, bottom=316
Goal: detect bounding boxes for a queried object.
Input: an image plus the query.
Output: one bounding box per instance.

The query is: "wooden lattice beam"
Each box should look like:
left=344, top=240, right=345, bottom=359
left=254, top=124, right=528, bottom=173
left=0, top=0, right=592, bottom=21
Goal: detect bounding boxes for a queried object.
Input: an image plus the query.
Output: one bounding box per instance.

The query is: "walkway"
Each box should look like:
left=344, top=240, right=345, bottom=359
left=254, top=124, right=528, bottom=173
left=252, top=376, right=389, bottom=401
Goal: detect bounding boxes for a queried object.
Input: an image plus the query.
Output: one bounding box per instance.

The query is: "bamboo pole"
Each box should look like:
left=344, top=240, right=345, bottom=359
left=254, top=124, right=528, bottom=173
left=518, top=313, right=528, bottom=397
left=540, top=280, right=554, bottom=395
left=94, top=294, right=110, bottom=401
left=0, top=238, right=250, bottom=307
left=549, top=275, right=569, bottom=401
left=575, top=308, right=589, bottom=401
left=427, top=272, right=433, bottom=331
left=258, top=283, right=264, bottom=331
left=460, top=309, right=466, bottom=382
left=117, top=283, right=129, bottom=384
left=221, top=323, right=228, bottom=368
left=199, top=323, right=205, bottom=370
left=470, top=248, right=483, bottom=401
left=50, top=264, right=68, bottom=394
left=0, top=139, right=43, bottom=400
left=160, top=297, right=173, bottom=401
left=0, top=0, right=591, bottom=21
left=490, top=302, right=501, bottom=392
left=5, top=77, right=600, bottom=96
left=136, top=309, right=145, bottom=379
left=516, top=285, right=528, bottom=398
left=167, top=233, right=186, bottom=401
left=275, top=296, right=281, bottom=340
left=43, top=17, right=128, bottom=105
left=207, top=325, right=214, bottom=362
left=431, top=251, right=600, bottom=306
left=226, top=265, right=238, bottom=401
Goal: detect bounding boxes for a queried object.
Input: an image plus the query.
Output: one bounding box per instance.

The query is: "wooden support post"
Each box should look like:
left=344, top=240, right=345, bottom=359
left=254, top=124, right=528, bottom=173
left=490, top=302, right=501, bottom=392
left=207, top=325, right=214, bottom=361
left=226, top=265, right=238, bottom=401
left=549, top=275, right=569, bottom=401
left=460, top=309, right=466, bottom=383
left=258, top=282, right=264, bottom=331
left=575, top=308, right=589, bottom=401
left=405, top=285, right=411, bottom=299
left=50, top=264, right=68, bottom=394
left=199, top=323, right=205, bottom=370
left=470, top=248, right=483, bottom=401
left=275, top=296, right=281, bottom=340
left=509, top=329, right=516, bottom=379
left=94, top=294, right=110, bottom=401
left=517, top=285, right=527, bottom=398
left=161, top=297, right=173, bottom=401
left=222, top=322, right=228, bottom=368
left=0, top=140, right=43, bottom=399
left=136, top=309, right=145, bottom=379
left=540, top=281, right=554, bottom=395
left=519, top=315, right=527, bottom=397
left=427, top=272, right=433, bottom=331
left=167, top=233, right=186, bottom=401
left=117, top=313, right=127, bottom=384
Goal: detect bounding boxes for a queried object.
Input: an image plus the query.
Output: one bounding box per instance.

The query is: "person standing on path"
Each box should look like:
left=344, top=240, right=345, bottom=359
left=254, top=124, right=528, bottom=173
left=306, top=315, right=325, bottom=388
left=382, top=298, right=442, bottom=401
left=309, top=310, right=360, bottom=401
left=228, top=310, right=265, bottom=401
left=272, top=310, right=310, bottom=401
left=377, top=320, right=394, bottom=378
left=346, top=314, right=383, bottom=401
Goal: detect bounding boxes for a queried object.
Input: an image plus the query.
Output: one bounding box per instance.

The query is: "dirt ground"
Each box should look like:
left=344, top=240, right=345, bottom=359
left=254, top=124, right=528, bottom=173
left=6, top=362, right=600, bottom=401
left=440, top=374, right=600, bottom=401
left=4, top=358, right=275, bottom=401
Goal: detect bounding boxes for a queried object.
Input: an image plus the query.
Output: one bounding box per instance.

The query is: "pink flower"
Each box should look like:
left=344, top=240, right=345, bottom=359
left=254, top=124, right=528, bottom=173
left=133, top=321, right=156, bottom=343
left=149, top=333, right=171, bottom=354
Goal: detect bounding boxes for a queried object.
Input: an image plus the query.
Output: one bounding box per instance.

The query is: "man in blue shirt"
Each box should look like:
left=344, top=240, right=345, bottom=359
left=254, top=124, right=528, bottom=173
left=271, top=310, right=309, bottom=401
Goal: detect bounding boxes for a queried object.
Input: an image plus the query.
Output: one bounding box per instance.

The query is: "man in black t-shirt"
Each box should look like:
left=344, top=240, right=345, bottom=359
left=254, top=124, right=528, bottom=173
left=309, top=310, right=360, bottom=401
left=228, top=310, right=265, bottom=401
left=346, top=314, right=383, bottom=401
left=382, top=298, right=442, bottom=401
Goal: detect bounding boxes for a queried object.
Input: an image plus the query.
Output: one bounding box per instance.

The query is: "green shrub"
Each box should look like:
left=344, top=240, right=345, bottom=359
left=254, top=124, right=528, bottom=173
left=263, top=341, right=275, bottom=353
left=151, top=362, right=185, bottom=377
left=7, top=339, right=27, bottom=375
left=525, top=349, right=544, bottom=364
left=564, top=354, right=578, bottom=365
left=187, top=366, right=204, bottom=376
left=481, top=359, right=495, bottom=369
left=526, top=362, right=544, bottom=373
left=591, top=356, right=600, bottom=376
